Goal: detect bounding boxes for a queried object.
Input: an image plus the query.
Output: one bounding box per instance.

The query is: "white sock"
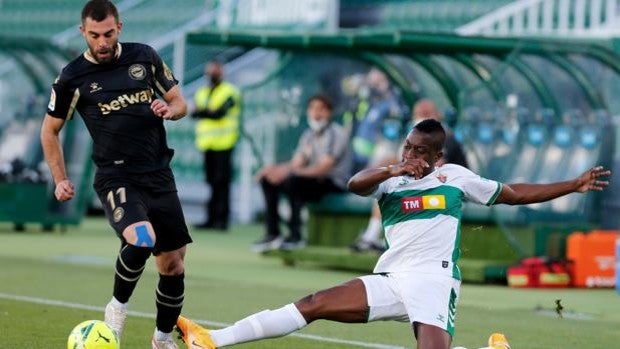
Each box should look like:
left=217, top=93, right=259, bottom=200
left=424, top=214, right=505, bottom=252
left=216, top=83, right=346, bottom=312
left=360, top=217, right=382, bottom=242
left=211, top=304, right=307, bottom=347
left=155, top=329, right=172, bottom=341
left=109, top=297, right=127, bottom=309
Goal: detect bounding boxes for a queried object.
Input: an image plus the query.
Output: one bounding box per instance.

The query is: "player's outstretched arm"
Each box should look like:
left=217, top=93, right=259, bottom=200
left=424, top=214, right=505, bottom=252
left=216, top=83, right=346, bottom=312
left=494, top=166, right=610, bottom=205
left=40, top=114, right=75, bottom=201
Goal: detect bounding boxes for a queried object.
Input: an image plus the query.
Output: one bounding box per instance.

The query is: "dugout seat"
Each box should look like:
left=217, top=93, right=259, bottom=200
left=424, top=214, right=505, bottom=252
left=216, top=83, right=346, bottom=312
left=521, top=110, right=585, bottom=221
left=548, top=110, right=613, bottom=215
left=454, top=106, right=485, bottom=173
left=463, top=108, right=553, bottom=223
left=504, top=108, right=555, bottom=184
left=485, top=107, right=527, bottom=181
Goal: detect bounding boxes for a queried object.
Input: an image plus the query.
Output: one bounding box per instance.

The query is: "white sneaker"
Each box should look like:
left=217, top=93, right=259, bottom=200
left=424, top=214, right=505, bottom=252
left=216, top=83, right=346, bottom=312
left=151, top=329, right=179, bottom=349
left=251, top=235, right=284, bottom=253
left=104, top=300, right=127, bottom=340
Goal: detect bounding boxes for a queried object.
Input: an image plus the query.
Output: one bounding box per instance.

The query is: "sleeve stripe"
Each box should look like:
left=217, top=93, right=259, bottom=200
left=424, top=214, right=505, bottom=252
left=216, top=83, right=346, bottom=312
left=152, top=65, right=167, bottom=96
left=486, top=182, right=503, bottom=206
left=66, top=88, right=80, bottom=120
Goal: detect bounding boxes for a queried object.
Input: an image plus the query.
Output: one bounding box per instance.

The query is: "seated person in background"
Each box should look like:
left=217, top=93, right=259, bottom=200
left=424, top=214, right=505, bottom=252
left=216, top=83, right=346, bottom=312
left=414, top=99, right=468, bottom=168
left=252, top=94, right=352, bottom=252
left=351, top=68, right=408, bottom=172
left=351, top=98, right=468, bottom=252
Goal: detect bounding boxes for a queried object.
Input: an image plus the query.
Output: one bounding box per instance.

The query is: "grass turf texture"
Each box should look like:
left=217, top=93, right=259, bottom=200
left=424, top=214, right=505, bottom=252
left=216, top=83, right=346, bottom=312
left=0, top=218, right=618, bottom=348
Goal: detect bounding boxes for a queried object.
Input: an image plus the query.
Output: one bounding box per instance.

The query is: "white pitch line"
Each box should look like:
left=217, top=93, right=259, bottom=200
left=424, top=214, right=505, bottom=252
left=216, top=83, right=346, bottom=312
left=0, top=292, right=405, bottom=349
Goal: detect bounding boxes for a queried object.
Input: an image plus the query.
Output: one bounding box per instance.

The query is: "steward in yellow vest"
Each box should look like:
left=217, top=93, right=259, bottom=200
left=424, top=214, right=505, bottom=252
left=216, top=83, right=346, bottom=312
left=193, top=80, right=241, bottom=151
left=191, top=61, right=241, bottom=230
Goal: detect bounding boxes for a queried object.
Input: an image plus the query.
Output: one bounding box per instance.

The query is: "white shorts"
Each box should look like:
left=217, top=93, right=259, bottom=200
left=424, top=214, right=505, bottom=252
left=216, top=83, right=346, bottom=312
left=359, top=272, right=461, bottom=336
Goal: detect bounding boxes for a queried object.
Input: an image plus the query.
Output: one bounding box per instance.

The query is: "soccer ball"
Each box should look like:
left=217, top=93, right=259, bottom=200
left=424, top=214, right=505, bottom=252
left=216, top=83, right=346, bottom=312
left=67, top=320, right=119, bottom=349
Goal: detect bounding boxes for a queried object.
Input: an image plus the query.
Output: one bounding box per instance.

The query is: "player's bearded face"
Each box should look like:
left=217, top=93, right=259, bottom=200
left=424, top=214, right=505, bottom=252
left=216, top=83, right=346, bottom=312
left=81, top=15, right=122, bottom=64
left=89, top=39, right=118, bottom=64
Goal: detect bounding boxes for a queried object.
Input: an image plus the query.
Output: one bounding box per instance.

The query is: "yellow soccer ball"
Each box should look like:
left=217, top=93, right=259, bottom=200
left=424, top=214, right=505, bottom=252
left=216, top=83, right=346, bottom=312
left=67, top=320, right=119, bottom=349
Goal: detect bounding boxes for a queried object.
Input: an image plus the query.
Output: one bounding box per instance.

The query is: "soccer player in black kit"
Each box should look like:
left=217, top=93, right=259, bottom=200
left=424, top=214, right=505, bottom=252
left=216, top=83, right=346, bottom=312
left=40, top=1, right=190, bottom=348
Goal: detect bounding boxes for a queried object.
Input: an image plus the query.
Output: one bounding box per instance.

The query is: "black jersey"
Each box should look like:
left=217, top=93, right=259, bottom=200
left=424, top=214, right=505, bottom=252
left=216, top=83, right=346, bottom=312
left=47, top=42, right=178, bottom=174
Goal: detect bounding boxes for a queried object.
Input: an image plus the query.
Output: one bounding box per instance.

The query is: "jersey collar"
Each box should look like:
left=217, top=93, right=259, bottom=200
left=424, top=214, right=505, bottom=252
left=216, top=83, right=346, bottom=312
left=83, top=42, right=122, bottom=64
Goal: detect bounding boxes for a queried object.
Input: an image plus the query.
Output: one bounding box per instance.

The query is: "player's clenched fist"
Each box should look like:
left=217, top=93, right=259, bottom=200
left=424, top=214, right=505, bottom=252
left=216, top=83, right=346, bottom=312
left=55, top=179, right=75, bottom=201
left=388, top=159, right=430, bottom=179
left=151, top=99, right=173, bottom=119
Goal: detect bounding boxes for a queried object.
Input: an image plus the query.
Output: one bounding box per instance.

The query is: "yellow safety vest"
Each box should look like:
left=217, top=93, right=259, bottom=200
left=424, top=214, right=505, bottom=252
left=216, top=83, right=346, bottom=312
left=194, top=81, right=241, bottom=151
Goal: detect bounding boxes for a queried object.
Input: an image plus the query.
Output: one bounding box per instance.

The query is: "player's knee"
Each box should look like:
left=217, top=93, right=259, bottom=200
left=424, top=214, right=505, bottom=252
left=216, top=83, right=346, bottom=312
left=160, top=258, right=184, bottom=275
left=122, top=221, right=156, bottom=248
left=156, top=250, right=185, bottom=275
left=295, top=292, right=327, bottom=323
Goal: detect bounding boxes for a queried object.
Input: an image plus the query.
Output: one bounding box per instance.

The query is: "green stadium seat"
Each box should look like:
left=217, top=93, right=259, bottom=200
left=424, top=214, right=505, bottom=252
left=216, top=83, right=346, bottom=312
left=353, top=0, right=512, bottom=33
left=307, top=193, right=374, bottom=215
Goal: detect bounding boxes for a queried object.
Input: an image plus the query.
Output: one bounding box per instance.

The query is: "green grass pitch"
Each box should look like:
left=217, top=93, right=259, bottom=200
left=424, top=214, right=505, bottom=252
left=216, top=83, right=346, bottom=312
left=1, top=218, right=618, bottom=348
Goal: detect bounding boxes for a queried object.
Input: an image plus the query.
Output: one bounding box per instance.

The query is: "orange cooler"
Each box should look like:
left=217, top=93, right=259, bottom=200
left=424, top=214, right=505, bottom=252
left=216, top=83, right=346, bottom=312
left=567, top=231, right=619, bottom=288
left=617, top=238, right=620, bottom=293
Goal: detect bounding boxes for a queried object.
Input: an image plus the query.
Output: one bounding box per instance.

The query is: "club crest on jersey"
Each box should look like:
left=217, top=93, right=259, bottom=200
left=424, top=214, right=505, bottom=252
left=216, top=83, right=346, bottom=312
left=401, top=195, right=446, bottom=212
left=90, top=82, right=102, bottom=93
left=128, top=64, right=146, bottom=80
left=397, top=177, right=411, bottom=186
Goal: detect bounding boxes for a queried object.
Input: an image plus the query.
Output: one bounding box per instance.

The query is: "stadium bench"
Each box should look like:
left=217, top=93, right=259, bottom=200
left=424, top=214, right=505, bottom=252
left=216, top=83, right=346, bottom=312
left=306, top=193, right=375, bottom=247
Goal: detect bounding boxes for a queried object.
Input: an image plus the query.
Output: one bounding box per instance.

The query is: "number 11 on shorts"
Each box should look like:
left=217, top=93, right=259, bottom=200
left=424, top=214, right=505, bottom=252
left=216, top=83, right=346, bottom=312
left=106, top=187, right=127, bottom=209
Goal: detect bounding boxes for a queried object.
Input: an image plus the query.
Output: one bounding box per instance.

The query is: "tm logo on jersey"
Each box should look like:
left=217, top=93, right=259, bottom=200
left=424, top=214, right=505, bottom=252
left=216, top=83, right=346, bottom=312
left=401, top=195, right=446, bottom=212
left=98, top=88, right=154, bottom=115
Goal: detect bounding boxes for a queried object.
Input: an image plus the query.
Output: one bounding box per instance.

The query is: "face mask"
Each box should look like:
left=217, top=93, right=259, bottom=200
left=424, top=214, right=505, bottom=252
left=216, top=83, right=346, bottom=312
left=369, top=87, right=384, bottom=98
left=210, top=75, right=222, bottom=85
left=307, top=117, right=329, bottom=132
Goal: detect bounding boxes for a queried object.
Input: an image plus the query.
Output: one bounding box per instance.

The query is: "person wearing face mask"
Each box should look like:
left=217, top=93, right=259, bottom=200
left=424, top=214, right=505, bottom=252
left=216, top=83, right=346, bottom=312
left=192, top=61, right=241, bottom=231
left=252, top=94, right=352, bottom=252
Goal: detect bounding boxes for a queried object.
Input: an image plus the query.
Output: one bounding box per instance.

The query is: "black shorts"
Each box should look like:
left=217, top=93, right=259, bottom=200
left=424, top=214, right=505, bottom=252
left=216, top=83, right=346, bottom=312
left=94, top=168, right=192, bottom=255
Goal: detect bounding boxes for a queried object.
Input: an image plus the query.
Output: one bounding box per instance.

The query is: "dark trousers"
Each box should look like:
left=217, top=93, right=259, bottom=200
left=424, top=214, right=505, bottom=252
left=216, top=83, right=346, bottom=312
left=260, top=175, right=343, bottom=240
left=203, top=148, right=233, bottom=228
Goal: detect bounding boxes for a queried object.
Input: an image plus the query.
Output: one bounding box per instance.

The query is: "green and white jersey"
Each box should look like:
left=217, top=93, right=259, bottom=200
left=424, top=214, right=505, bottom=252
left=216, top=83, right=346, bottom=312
left=371, top=164, right=502, bottom=279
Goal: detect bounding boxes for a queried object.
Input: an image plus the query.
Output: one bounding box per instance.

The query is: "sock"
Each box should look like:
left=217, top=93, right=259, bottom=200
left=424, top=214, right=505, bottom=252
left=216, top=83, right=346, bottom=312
left=155, top=329, right=173, bottom=341
left=211, top=304, right=307, bottom=347
left=113, top=244, right=151, bottom=303
left=155, top=273, right=185, bottom=333
left=360, top=217, right=382, bottom=243
left=109, top=296, right=127, bottom=308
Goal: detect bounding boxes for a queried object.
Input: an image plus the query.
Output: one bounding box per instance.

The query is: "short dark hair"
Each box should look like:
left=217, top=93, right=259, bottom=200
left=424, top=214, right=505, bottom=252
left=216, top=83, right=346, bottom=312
left=307, top=93, right=333, bottom=111
left=413, top=119, right=446, bottom=151
left=81, top=0, right=119, bottom=24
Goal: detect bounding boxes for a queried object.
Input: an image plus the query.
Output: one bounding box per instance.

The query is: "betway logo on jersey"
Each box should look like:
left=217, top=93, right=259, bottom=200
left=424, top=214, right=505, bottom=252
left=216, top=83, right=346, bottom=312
left=98, top=89, right=154, bottom=115
left=401, top=195, right=446, bottom=212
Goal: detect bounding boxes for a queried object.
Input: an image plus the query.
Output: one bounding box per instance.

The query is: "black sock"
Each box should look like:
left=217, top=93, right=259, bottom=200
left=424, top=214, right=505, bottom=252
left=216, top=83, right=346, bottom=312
left=112, top=244, right=152, bottom=303
left=156, top=273, right=185, bottom=333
